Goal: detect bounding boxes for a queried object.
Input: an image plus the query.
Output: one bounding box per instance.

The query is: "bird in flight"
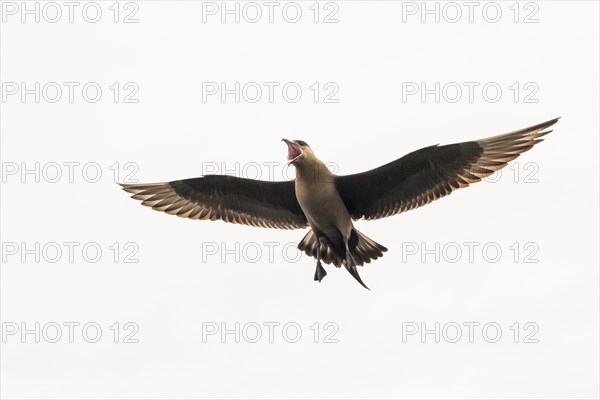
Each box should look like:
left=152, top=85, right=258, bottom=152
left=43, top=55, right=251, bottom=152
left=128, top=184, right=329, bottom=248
left=120, top=118, right=558, bottom=289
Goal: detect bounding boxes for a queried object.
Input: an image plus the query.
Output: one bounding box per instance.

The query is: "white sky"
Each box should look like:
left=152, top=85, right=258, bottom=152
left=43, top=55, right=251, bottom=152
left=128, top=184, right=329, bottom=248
left=1, top=1, right=599, bottom=399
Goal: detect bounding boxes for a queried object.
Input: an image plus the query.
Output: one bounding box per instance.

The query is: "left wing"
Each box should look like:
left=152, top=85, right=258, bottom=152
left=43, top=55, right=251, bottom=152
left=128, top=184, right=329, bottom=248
left=121, top=175, right=308, bottom=229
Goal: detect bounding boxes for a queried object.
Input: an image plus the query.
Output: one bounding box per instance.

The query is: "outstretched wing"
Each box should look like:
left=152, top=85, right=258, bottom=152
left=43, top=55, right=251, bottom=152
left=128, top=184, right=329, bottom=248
left=120, top=175, right=307, bottom=229
left=335, top=118, right=559, bottom=221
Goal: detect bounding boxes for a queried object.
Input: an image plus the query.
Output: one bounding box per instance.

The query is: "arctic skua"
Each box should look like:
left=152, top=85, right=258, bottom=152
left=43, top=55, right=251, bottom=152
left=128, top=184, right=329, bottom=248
left=120, top=118, right=558, bottom=289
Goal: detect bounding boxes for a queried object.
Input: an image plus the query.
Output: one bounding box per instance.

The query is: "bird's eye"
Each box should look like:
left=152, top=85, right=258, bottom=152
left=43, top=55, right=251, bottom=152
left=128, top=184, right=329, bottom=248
left=297, top=140, right=308, bottom=147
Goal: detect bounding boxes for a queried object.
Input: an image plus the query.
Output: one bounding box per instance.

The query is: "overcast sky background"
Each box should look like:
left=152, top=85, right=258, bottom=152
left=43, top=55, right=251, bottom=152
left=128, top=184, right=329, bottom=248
left=1, top=1, right=599, bottom=399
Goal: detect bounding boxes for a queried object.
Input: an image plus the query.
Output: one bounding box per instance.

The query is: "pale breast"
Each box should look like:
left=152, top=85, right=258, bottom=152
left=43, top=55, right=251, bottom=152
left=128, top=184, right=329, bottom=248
left=295, top=179, right=352, bottom=234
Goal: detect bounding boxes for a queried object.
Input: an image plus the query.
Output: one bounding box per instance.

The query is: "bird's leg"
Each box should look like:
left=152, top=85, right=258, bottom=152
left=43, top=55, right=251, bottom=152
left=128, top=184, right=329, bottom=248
left=314, top=237, right=327, bottom=282
left=344, top=239, right=370, bottom=290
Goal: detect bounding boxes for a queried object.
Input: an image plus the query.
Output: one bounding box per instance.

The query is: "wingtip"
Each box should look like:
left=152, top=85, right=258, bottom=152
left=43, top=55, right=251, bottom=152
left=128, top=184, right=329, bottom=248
left=537, top=117, right=560, bottom=135
left=118, top=182, right=143, bottom=195
left=118, top=183, right=132, bottom=193
left=519, top=117, right=559, bottom=138
left=542, top=117, right=560, bottom=128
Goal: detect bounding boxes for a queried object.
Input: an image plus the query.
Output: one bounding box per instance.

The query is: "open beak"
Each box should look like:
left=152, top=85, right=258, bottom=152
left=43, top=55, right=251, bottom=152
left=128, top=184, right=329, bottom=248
left=282, top=139, right=303, bottom=163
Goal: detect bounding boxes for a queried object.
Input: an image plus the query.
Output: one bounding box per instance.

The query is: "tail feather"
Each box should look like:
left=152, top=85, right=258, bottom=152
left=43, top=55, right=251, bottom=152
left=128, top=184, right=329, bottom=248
left=298, top=231, right=339, bottom=266
left=298, top=229, right=387, bottom=267
left=351, top=229, right=388, bottom=266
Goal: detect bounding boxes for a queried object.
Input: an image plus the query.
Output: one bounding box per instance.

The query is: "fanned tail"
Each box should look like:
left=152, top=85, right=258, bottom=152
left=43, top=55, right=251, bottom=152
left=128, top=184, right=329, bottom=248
left=298, top=229, right=387, bottom=267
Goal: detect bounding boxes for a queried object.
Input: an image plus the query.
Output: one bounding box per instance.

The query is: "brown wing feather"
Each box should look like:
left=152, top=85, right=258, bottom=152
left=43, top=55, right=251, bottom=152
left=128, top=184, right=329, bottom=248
left=335, top=118, right=559, bottom=220
left=121, top=175, right=308, bottom=229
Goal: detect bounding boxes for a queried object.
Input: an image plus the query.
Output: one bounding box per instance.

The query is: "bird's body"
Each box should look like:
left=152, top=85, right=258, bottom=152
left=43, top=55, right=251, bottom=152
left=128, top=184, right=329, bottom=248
left=120, top=118, right=559, bottom=289
left=295, top=158, right=350, bottom=240
left=285, top=139, right=385, bottom=287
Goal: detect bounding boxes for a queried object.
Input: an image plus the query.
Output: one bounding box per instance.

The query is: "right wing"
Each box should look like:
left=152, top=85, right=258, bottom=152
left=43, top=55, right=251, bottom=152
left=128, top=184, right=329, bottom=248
left=335, top=118, right=558, bottom=220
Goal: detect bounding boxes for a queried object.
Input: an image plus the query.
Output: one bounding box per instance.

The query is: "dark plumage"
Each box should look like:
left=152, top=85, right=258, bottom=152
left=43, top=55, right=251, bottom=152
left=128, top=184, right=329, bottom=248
left=125, top=177, right=305, bottom=229
left=121, top=118, right=558, bottom=289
